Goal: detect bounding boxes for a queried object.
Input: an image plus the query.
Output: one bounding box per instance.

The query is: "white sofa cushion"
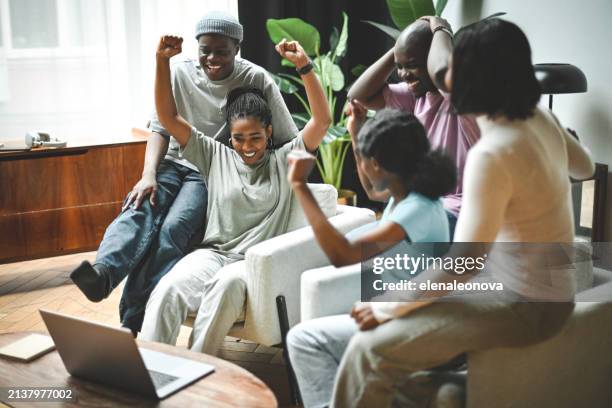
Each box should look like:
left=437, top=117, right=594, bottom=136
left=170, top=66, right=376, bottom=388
left=233, top=204, right=376, bottom=345
left=286, top=183, right=338, bottom=232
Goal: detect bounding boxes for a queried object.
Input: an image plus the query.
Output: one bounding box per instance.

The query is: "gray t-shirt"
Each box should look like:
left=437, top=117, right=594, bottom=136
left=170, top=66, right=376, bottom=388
left=182, top=127, right=305, bottom=258
left=150, top=57, right=298, bottom=171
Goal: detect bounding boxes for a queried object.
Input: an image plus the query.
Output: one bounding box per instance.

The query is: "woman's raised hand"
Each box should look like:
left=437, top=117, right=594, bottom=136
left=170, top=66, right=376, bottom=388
left=275, top=39, right=310, bottom=69
left=157, top=35, right=183, bottom=59
left=287, top=150, right=316, bottom=185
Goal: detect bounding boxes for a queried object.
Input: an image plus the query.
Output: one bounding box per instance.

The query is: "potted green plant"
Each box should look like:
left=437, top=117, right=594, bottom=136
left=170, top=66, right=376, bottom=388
left=266, top=13, right=356, bottom=205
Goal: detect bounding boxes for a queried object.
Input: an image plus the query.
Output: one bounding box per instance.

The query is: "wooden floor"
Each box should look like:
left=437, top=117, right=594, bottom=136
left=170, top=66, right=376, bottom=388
left=0, top=252, right=295, bottom=406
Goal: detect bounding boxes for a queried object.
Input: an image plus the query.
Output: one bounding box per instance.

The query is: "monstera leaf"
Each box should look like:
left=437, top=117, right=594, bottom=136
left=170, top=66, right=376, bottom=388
left=291, top=113, right=310, bottom=129
left=362, top=20, right=401, bottom=40
left=386, top=0, right=435, bottom=29
left=435, top=0, right=448, bottom=16
left=316, top=55, right=345, bottom=92
left=266, top=18, right=320, bottom=56
left=331, top=12, right=349, bottom=59
left=270, top=73, right=298, bottom=94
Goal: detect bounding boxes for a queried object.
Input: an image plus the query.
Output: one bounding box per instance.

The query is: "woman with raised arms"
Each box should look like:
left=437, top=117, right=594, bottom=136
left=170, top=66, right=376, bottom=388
left=139, top=35, right=330, bottom=356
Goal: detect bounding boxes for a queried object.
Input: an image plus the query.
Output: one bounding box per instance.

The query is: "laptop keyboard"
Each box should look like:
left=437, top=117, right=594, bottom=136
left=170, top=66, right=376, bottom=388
left=148, top=369, right=179, bottom=389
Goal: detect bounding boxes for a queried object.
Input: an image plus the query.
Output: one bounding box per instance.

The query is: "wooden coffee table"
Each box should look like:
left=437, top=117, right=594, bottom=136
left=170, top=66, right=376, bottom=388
left=0, top=332, right=277, bottom=407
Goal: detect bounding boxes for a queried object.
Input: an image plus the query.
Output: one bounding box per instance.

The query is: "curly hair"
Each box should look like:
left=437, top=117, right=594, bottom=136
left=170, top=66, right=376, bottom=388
left=358, top=109, right=456, bottom=199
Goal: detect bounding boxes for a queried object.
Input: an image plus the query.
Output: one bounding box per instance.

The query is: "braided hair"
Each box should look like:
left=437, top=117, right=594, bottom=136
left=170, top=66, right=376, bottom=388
left=225, top=87, right=272, bottom=128
left=357, top=109, right=456, bottom=200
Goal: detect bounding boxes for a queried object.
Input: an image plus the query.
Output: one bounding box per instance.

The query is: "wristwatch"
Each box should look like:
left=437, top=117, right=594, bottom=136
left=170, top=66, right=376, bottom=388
left=433, top=25, right=453, bottom=38
left=296, top=61, right=314, bottom=75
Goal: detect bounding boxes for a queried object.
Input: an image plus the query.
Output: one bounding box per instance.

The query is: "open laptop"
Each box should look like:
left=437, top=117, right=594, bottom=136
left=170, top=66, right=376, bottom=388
left=40, top=309, right=214, bottom=399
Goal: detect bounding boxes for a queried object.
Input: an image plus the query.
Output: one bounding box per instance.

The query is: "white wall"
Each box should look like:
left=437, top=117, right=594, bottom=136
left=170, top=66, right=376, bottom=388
left=443, top=0, right=612, bottom=240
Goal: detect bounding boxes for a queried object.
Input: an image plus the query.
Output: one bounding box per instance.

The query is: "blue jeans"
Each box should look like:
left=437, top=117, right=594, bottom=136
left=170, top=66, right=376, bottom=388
left=287, top=315, right=358, bottom=408
left=94, top=160, right=207, bottom=331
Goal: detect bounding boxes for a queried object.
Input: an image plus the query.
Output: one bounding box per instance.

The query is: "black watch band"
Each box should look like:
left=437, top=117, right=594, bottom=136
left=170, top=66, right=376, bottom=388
left=296, top=61, right=314, bottom=75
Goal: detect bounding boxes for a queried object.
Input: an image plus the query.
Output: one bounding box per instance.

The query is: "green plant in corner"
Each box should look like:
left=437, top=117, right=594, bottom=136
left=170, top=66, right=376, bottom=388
left=266, top=13, right=352, bottom=191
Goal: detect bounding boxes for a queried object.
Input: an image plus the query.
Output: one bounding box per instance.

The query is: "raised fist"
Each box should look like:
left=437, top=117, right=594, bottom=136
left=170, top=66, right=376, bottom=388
left=275, top=39, right=310, bottom=69
left=287, top=149, right=316, bottom=185
left=157, top=35, right=183, bottom=59
left=346, top=100, right=368, bottom=141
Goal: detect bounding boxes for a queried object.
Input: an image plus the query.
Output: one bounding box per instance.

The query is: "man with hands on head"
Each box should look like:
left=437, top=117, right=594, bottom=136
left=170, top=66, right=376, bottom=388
left=348, top=16, right=480, bottom=237
left=70, top=11, right=298, bottom=335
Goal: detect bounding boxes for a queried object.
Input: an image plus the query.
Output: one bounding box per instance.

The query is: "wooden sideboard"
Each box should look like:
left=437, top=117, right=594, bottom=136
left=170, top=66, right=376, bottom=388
left=0, top=130, right=148, bottom=263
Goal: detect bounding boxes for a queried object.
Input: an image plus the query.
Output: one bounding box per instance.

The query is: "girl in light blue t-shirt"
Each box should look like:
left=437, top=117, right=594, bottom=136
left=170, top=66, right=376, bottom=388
left=285, top=107, right=457, bottom=408
left=289, top=106, right=455, bottom=261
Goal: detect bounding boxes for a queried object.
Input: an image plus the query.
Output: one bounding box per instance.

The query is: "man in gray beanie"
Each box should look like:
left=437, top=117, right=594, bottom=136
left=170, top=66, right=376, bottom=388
left=71, top=10, right=298, bottom=338
left=195, top=10, right=243, bottom=40
left=194, top=10, right=243, bottom=81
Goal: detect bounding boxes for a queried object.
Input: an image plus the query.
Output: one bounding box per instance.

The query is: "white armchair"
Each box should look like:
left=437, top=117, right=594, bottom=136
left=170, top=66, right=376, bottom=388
left=230, top=196, right=375, bottom=346
left=301, top=263, right=362, bottom=321
left=183, top=183, right=376, bottom=347
left=300, top=221, right=379, bottom=321
left=181, top=183, right=375, bottom=405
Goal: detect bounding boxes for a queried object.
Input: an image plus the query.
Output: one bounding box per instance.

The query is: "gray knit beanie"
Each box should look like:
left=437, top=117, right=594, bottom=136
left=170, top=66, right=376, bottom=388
left=195, top=11, right=243, bottom=43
